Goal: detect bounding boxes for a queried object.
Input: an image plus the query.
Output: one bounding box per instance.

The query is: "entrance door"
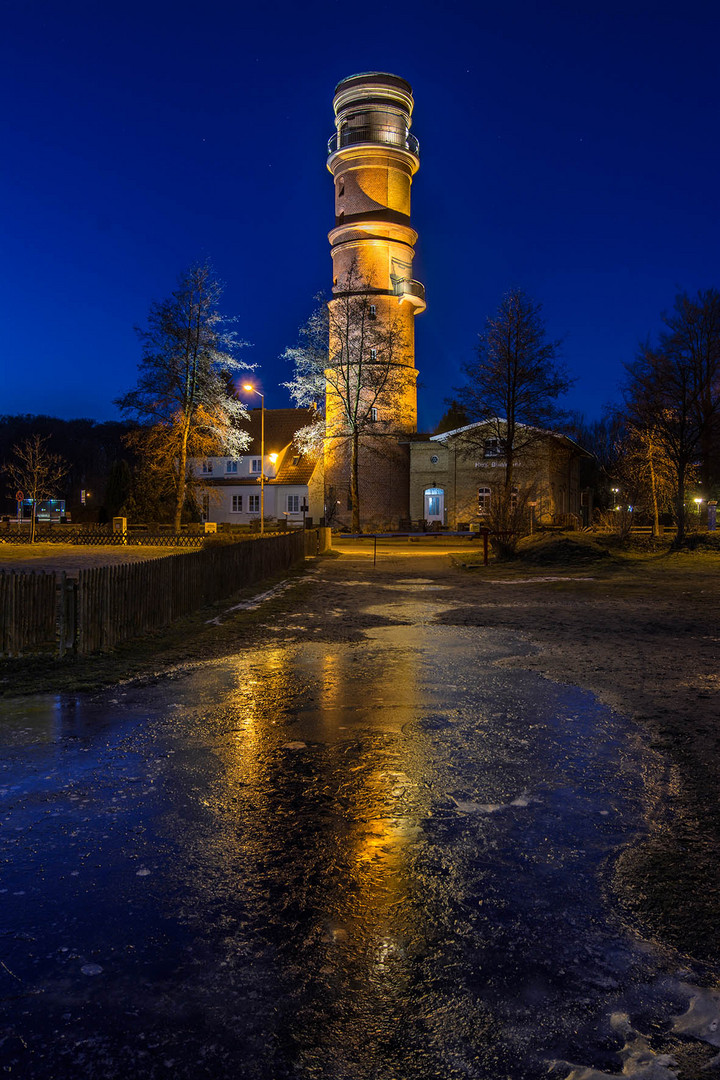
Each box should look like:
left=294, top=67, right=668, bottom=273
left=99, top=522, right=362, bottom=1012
left=424, top=487, right=444, bottom=524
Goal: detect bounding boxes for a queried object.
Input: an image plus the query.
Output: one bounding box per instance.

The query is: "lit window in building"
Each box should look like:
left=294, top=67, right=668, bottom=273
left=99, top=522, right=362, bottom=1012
left=478, top=487, right=491, bottom=514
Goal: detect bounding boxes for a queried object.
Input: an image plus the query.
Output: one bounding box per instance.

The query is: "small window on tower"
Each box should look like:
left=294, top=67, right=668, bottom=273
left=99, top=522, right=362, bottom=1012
left=369, top=305, right=376, bottom=319
left=338, top=178, right=345, bottom=196
left=370, top=348, right=377, bottom=360
left=370, top=407, right=378, bottom=422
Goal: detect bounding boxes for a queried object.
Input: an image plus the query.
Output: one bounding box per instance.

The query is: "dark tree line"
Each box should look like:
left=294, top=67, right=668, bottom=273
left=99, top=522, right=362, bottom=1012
left=0, top=414, right=136, bottom=521
left=569, top=289, right=720, bottom=544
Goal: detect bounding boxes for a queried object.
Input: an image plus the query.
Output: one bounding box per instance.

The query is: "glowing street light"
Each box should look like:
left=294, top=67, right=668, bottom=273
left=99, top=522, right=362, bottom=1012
left=243, top=384, right=265, bottom=534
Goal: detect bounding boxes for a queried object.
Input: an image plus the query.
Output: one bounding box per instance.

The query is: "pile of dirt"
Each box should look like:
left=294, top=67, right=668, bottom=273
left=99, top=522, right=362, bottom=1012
left=515, top=533, right=611, bottom=565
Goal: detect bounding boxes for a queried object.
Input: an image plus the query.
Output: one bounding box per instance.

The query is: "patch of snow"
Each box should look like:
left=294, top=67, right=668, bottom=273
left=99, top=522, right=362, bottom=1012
left=672, top=985, right=720, bottom=1047
left=282, top=742, right=307, bottom=751
left=81, top=963, right=104, bottom=976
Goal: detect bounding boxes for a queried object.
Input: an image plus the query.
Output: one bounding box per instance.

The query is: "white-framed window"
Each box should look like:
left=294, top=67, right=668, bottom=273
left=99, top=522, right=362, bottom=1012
left=231, top=495, right=243, bottom=512
left=202, top=460, right=213, bottom=474
left=248, top=494, right=260, bottom=513
left=250, top=458, right=261, bottom=474
left=370, top=347, right=377, bottom=360
left=478, top=487, right=491, bottom=514
left=370, top=407, right=378, bottom=422
left=369, top=304, right=376, bottom=319
left=483, top=438, right=502, bottom=458
left=287, top=494, right=300, bottom=513
left=226, top=460, right=238, bottom=473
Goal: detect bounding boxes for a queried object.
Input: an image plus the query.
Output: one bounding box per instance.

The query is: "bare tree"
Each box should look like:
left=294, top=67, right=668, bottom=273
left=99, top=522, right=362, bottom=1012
left=115, top=262, right=252, bottom=530
left=455, top=289, right=571, bottom=506
left=4, top=435, right=67, bottom=542
left=284, top=262, right=414, bottom=532
left=623, top=290, right=720, bottom=545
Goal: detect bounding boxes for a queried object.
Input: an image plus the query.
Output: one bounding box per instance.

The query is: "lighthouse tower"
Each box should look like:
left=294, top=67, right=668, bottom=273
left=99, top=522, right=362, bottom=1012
left=325, top=72, right=425, bottom=530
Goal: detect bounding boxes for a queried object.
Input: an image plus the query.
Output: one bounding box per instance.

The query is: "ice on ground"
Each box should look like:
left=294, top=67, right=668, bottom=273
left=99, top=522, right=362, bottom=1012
left=452, top=799, right=503, bottom=814
left=81, top=963, right=104, bottom=976
left=672, top=985, right=720, bottom=1047
left=553, top=1014, right=680, bottom=1079
left=135, top=868, right=151, bottom=877
left=451, top=793, right=535, bottom=813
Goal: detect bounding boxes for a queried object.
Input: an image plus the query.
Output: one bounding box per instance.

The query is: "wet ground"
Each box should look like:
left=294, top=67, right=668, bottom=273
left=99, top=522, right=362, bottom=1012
left=1, top=556, right=718, bottom=1077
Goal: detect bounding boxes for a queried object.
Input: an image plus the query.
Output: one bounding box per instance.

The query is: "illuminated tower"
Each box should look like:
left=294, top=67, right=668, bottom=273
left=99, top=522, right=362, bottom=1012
left=325, top=72, right=425, bottom=529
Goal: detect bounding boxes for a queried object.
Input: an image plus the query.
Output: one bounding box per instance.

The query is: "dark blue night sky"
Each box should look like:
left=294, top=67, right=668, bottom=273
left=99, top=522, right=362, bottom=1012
left=3, top=0, right=719, bottom=431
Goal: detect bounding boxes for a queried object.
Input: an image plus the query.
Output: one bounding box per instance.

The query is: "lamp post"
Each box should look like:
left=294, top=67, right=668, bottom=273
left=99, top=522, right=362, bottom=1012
left=243, top=384, right=265, bottom=534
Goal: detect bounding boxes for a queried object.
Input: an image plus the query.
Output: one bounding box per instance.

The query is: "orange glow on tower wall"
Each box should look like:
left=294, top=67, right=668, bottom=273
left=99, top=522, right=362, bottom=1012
left=325, top=72, right=425, bottom=528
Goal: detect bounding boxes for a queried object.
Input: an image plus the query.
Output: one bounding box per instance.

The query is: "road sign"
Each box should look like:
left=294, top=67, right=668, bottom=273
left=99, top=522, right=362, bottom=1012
left=15, top=491, right=23, bottom=502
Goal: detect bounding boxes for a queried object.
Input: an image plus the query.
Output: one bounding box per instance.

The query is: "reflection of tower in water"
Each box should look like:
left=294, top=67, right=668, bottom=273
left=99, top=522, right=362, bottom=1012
left=325, top=73, right=425, bottom=529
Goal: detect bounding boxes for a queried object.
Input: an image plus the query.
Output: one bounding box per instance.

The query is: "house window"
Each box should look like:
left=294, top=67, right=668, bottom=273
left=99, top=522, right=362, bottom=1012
left=250, top=458, right=261, bottom=474
left=483, top=438, right=502, bottom=458
left=202, top=460, right=213, bottom=474
left=369, top=304, right=376, bottom=319
left=370, top=348, right=377, bottom=360
left=478, top=487, right=491, bottom=514
left=370, top=407, right=378, bottom=422
left=248, top=494, right=260, bottom=513
left=231, top=495, right=243, bottom=512
left=287, top=495, right=300, bottom=513
left=226, top=460, right=238, bottom=473
left=292, top=455, right=301, bottom=466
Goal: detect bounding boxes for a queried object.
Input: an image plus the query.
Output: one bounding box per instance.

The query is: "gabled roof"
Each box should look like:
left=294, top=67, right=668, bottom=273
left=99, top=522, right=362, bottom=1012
left=274, top=450, right=319, bottom=486
left=429, top=418, right=589, bottom=455
left=242, top=408, right=317, bottom=456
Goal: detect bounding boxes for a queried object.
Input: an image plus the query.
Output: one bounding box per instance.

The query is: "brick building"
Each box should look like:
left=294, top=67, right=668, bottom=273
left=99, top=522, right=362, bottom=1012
left=410, top=421, right=587, bottom=530
left=323, top=72, right=425, bottom=530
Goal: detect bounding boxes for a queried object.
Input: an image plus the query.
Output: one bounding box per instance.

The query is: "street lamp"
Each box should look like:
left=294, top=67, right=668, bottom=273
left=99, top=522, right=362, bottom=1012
left=243, top=384, right=265, bottom=534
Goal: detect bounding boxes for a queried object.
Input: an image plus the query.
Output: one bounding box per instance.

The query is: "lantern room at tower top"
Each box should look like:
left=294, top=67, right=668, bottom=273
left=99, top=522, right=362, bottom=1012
left=326, top=71, right=426, bottom=318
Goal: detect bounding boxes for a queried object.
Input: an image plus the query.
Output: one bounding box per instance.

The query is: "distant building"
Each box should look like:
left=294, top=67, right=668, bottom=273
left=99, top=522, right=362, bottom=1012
left=194, top=408, right=323, bottom=527
left=410, top=421, right=588, bottom=529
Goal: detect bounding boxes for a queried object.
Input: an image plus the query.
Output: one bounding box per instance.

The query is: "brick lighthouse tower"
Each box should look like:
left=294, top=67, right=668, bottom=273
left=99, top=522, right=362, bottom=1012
left=325, top=72, right=425, bottom=530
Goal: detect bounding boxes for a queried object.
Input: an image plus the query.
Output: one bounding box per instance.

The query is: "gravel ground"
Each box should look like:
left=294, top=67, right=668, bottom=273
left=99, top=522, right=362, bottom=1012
left=320, top=539, right=720, bottom=966
left=2, top=535, right=719, bottom=964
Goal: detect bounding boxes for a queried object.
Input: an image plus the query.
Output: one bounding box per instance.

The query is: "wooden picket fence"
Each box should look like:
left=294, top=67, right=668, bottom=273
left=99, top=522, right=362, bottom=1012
left=1, top=531, right=319, bottom=658
left=0, top=571, right=59, bottom=656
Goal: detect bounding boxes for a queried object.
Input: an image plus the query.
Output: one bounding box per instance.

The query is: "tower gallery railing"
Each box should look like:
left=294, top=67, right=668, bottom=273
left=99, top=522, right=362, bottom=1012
left=394, top=279, right=426, bottom=303
left=327, top=128, right=420, bottom=157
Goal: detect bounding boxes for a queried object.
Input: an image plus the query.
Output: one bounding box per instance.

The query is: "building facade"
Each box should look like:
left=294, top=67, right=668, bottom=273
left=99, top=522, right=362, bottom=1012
left=324, top=72, right=425, bottom=530
left=410, top=422, right=587, bottom=530
left=195, top=409, right=322, bottom=527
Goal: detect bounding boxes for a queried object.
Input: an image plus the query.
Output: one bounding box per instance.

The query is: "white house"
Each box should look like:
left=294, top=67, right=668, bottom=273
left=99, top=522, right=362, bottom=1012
left=194, top=408, right=323, bottom=527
